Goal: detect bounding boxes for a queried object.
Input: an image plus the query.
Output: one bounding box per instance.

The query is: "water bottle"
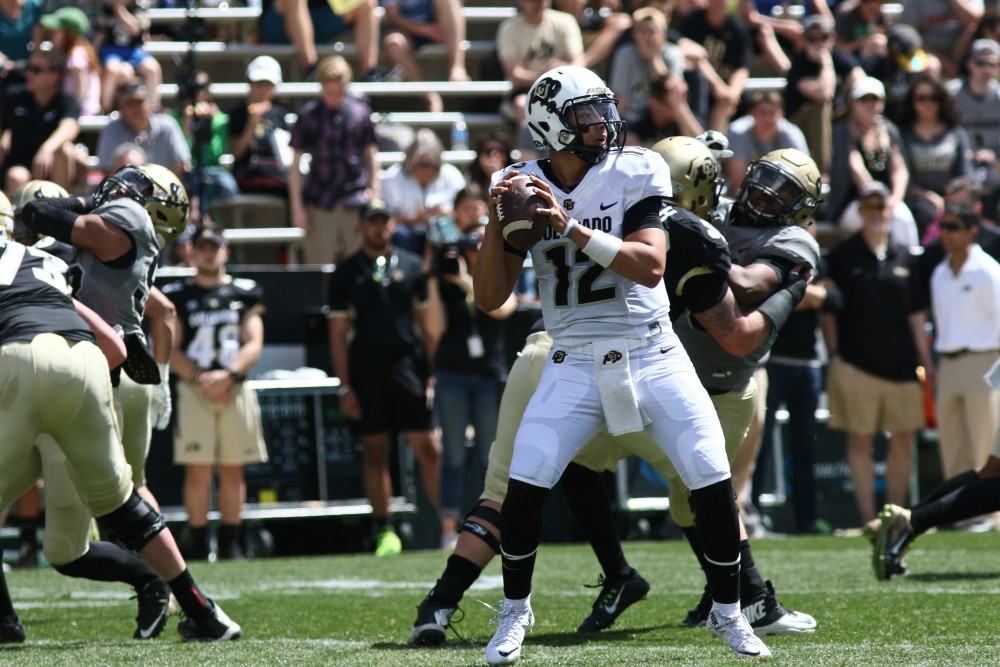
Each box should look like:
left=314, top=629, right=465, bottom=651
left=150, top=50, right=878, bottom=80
left=451, top=120, right=469, bottom=151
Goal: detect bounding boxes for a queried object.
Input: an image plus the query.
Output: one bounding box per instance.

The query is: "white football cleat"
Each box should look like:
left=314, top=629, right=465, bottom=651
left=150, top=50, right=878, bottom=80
left=484, top=599, right=534, bottom=665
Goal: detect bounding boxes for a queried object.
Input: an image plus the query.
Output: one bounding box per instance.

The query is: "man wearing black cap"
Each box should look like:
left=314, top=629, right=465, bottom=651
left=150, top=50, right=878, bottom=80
left=327, top=200, right=443, bottom=556
left=162, top=227, right=268, bottom=561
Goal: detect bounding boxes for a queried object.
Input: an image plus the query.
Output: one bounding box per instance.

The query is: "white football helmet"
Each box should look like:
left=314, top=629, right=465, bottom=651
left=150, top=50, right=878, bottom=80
left=525, top=66, right=626, bottom=164
left=96, top=163, right=189, bottom=247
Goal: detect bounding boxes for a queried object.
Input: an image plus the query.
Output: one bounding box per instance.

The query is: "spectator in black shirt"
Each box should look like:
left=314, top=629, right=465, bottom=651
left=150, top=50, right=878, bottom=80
left=327, top=199, right=443, bottom=556
left=228, top=56, right=291, bottom=198
left=0, top=41, right=80, bottom=192
left=784, top=15, right=864, bottom=175
left=680, top=0, right=750, bottom=132
left=821, top=181, right=933, bottom=527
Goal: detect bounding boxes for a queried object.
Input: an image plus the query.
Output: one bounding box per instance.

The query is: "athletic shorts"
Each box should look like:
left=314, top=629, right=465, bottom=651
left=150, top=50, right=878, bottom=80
left=827, top=356, right=925, bottom=435
left=173, top=380, right=268, bottom=466
left=350, top=351, right=435, bottom=436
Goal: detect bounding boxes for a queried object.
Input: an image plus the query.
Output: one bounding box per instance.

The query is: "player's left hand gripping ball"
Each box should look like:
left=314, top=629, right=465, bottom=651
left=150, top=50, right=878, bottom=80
left=497, top=174, right=548, bottom=252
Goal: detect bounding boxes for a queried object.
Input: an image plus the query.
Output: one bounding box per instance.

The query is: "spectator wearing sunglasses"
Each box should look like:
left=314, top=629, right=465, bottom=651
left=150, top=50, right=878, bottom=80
left=0, top=41, right=80, bottom=193
left=947, top=39, right=1000, bottom=206
left=820, top=180, right=933, bottom=528
left=929, top=204, right=1000, bottom=481
left=898, top=75, right=972, bottom=238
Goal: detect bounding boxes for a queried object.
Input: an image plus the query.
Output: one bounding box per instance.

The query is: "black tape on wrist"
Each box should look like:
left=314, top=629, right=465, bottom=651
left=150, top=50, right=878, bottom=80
left=21, top=201, right=77, bottom=244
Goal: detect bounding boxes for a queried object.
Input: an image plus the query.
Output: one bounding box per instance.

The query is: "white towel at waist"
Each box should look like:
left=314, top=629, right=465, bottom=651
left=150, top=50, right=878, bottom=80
left=592, top=338, right=651, bottom=436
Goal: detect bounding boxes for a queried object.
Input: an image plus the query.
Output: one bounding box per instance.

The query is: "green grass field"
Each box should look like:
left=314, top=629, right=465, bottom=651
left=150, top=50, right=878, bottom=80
left=3, top=530, right=1000, bottom=666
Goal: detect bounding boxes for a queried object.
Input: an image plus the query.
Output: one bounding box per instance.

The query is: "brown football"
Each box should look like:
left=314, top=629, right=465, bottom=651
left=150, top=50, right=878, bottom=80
left=497, top=175, right=548, bottom=252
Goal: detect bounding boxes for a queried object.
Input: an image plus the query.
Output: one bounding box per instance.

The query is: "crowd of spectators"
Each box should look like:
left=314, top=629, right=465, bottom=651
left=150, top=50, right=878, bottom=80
left=3, top=0, right=1000, bottom=552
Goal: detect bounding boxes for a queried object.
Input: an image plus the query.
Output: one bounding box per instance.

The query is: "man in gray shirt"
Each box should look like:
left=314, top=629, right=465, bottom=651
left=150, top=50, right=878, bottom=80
left=725, top=91, right=810, bottom=194
left=96, top=82, right=190, bottom=178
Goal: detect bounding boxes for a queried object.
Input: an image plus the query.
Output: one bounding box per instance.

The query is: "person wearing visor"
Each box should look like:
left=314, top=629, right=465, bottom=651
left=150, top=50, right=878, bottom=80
left=475, top=65, right=771, bottom=663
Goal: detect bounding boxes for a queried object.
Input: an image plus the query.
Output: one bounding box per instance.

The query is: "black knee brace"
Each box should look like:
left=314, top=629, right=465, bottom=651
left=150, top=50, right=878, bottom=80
left=459, top=504, right=502, bottom=554
left=96, top=491, right=166, bottom=552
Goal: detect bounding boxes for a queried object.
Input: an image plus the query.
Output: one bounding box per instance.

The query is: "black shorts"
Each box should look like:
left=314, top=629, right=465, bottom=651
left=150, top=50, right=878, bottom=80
left=349, top=351, right=435, bottom=436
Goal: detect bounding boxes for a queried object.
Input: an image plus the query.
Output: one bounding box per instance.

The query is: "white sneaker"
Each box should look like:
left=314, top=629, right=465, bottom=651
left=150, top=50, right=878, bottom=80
left=484, top=600, right=534, bottom=665
left=707, top=609, right=772, bottom=659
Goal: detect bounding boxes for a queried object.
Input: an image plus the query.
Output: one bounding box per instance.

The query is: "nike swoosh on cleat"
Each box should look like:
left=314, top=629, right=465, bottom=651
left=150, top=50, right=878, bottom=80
left=498, top=649, right=515, bottom=657
left=138, top=612, right=166, bottom=639
left=603, top=589, right=625, bottom=615
left=600, top=201, right=618, bottom=211
left=660, top=347, right=668, bottom=354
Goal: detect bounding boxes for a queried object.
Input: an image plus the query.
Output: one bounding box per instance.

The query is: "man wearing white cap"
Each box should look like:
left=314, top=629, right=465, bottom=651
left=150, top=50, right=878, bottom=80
left=228, top=56, right=292, bottom=197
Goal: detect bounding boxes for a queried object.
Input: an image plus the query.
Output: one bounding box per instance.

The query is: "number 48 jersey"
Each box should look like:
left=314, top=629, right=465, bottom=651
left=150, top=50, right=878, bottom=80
left=162, top=276, right=265, bottom=371
left=495, top=147, right=673, bottom=347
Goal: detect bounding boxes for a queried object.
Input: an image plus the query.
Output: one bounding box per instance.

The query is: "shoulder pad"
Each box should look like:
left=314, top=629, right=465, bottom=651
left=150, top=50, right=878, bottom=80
left=665, top=206, right=732, bottom=275
left=725, top=225, right=820, bottom=269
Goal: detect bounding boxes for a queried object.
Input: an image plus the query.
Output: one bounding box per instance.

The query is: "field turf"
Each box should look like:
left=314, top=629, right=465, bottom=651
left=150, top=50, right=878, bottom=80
left=3, top=530, right=999, bottom=666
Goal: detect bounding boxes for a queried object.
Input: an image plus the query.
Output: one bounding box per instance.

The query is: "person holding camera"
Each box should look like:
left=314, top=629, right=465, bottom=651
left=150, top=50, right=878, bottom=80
left=425, top=186, right=516, bottom=549
left=228, top=56, right=291, bottom=198
left=174, top=71, right=239, bottom=209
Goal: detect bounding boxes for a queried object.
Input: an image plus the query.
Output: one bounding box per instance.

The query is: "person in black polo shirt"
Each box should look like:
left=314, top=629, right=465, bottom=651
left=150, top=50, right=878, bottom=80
left=327, top=198, right=443, bottom=556
left=0, top=41, right=80, bottom=192
left=820, top=181, right=934, bottom=528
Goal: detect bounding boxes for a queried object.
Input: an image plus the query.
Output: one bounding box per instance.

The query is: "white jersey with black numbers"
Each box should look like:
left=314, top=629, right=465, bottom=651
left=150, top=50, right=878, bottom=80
left=500, top=147, right=674, bottom=348
left=74, top=198, right=159, bottom=336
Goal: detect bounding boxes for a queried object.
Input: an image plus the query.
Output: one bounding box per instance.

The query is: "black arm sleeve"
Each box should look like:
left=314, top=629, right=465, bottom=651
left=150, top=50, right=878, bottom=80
left=622, top=196, right=666, bottom=238
left=41, top=195, right=98, bottom=214
left=21, top=201, right=77, bottom=244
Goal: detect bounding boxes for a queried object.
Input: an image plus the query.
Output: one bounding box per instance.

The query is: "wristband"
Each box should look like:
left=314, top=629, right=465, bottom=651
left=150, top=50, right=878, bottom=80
left=562, top=218, right=579, bottom=240
left=227, top=368, right=246, bottom=383
left=157, top=362, right=169, bottom=384
left=21, top=201, right=77, bottom=244
left=581, top=229, right=623, bottom=268
left=190, top=366, right=204, bottom=382
left=337, top=384, right=353, bottom=397
left=757, top=279, right=807, bottom=342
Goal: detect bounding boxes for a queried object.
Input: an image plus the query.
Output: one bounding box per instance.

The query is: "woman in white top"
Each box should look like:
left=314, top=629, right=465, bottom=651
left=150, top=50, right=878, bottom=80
left=382, top=128, right=468, bottom=259
left=41, top=7, right=101, bottom=117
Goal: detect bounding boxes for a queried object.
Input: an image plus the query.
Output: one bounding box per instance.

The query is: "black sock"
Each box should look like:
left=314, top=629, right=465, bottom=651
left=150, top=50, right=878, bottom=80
left=53, top=541, right=159, bottom=590
left=738, top=541, right=766, bottom=603
left=689, top=480, right=741, bottom=605
left=188, top=526, right=209, bottom=557
left=561, top=463, right=631, bottom=582
left=913, top=470, right=978, bottom=510
left=911, top=476, right=1000, bottom=535
left=500, top=479, right=549, bottom=600
left=0, top=570, right=16, bottom=619
left=429, top=555, right=482, bottom=607
left=168, top=569, right=212, bottom=619
left=18, top=521, right=38, bottom=551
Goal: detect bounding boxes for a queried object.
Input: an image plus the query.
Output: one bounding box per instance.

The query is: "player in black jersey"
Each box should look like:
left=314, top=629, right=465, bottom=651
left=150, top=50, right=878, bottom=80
left=162, top=227, right=268, bottom=561
left=0, top=230, right=241, bottom=642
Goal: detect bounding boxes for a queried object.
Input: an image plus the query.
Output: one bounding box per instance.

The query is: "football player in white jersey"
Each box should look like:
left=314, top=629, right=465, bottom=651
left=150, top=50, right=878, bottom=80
left=473, top=66, right=769, bottom=664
